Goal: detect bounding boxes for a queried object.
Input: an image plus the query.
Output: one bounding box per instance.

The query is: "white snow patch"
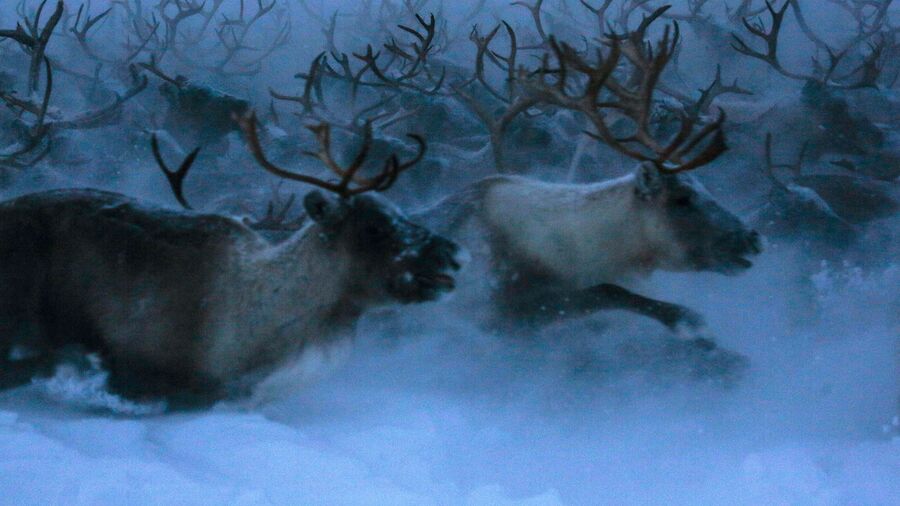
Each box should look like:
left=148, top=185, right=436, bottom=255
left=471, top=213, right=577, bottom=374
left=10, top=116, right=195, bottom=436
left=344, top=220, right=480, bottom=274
left=33, top=355, right=166, bottom=416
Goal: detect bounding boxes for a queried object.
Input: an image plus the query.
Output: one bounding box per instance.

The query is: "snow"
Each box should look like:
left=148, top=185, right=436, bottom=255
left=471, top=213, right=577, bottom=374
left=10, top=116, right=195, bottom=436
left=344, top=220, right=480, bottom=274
left=1, top=1, right=899, bottom=503
left=0, top=251, right=897, bottom=506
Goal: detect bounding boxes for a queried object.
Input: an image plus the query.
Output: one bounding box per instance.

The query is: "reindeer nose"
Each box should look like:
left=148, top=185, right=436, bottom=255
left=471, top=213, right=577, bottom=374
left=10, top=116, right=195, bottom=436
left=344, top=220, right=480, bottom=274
left=425, top=236, right=464, bottom=271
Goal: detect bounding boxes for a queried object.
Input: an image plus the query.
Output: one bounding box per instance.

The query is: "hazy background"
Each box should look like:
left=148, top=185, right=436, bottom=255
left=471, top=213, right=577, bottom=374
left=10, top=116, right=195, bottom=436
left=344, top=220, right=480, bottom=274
left=0, top=1, right=898, bottom=504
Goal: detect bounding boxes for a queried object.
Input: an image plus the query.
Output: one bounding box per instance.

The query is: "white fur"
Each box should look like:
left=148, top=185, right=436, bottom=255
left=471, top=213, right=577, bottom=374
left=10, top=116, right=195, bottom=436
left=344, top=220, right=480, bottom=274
left=478, top=175, right=685, bottom=288
left=201, top=224, right=356, bottom=382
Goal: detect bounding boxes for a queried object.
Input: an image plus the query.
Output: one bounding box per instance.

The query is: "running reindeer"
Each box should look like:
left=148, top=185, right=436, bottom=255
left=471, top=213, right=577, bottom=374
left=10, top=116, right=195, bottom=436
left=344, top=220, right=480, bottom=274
left=0, top=113, right=461, bottom=406
left=419, top=13, right=762, bottom=354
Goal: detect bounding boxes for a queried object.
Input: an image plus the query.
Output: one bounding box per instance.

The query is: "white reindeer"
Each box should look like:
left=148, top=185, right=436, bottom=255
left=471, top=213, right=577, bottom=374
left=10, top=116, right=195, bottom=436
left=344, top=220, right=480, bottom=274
left=418, top=161, right=761, bottom=339
left=418, top=22, right=762, bottom=354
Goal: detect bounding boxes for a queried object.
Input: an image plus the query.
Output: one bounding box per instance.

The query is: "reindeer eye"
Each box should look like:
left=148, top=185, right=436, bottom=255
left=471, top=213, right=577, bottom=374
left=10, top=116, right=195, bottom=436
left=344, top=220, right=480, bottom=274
left=673, top=196, right=692, bottom=207
left=364, top=225, right=388, bottom=241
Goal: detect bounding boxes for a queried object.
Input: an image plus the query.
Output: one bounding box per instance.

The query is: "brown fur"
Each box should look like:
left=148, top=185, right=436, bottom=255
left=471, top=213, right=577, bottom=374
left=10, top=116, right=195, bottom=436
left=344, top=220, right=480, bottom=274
left=0, top=189, right=458, bottom=403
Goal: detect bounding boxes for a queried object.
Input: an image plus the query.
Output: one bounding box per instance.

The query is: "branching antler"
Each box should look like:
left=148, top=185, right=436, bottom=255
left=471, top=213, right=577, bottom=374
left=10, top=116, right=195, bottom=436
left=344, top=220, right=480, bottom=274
left=1, top=4, right=148, bottom=169
left=151, top=133, right=200, bottom=209
left=522, top=8, right=728, bottom=174
left=0, top=56, right=53, bottom=169
left=348, top=13, right=446, bottom=95
left=138, top=53, right=188, bottom=87
left=732, top=1, right=824, bottom=81
left=512, top=0, right=550, bottom=49
left=271, top=11, right=446, bottom=138
left=580, top=0, right=616, bottom=37
left=637, top=0, right=714, bottom=23
left=451, top=22, right=544, bottom=172
left=0, top=0, right=64, bottom=91
left=210, top=0, right=291, bottom=76
left=146, top=0, right=288, bottom=77
left=732, top=0, right=893, bottom=89
left=68, top=2, right=160, bottom=67
left=69, top=4, right=115, bottom=64
left=243, top=183, right=307, bottom=232
left=689, top=64, right=752, bottom=117
left=271, top=53, right=407, bottom=134
left=237, top=111, right=426, bottom=198
left=727, top=0, right=769, bottom=25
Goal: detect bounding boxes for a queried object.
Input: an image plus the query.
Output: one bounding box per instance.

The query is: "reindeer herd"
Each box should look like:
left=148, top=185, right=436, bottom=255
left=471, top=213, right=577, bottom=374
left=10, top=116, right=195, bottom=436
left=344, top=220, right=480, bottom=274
left=0, top=0, right=897, bottom=407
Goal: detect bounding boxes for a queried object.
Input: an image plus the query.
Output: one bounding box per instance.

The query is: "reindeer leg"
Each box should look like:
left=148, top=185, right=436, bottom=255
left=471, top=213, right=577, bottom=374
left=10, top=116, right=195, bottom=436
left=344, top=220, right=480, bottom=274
left=510, top=283, right=708, bottom=339
left=501, top=284, right=748, bottom=382
left=583, top=284, right=706, bottom=335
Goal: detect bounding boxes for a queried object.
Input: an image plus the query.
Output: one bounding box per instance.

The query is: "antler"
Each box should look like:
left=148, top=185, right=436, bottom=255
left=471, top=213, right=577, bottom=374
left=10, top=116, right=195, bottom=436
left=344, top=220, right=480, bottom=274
left=688, top=64, right=753, bottom=117
left=67, top=3, right=161, bottom=67
left=243, top=183, right=307, bottom=232
left=727, top=0, right=769, bottom=25
left=270, top=12, right=446, bottom=135
left=638, top=0, right=714, bottom=22
left=343, top=13, right=445, bottom=96
left=511, top=0, right=550, bottom=49
left=579, top=0, right=616, bottom=37
left=451, top=22, right=544, bottom=173
left=1, top=9, right=148, bottom=170
left=151, top=134, right=201, bottom=210
left=732, top=0, right=893, bottom=89
left=236, top=111, right=426, bottom=198
left=523, top=8, right=728, bottom=174
left=0, top=0, right=64, bottom=91
left=209, top=0, right=291, bottom=76
left=150, top=133, right=307, bottom=231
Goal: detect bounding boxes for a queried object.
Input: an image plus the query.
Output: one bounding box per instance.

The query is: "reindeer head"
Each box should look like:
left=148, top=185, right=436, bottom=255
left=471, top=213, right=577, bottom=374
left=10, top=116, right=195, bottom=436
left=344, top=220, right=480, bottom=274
left=633, top=162, right=762, bottom=275
left=516, top=13, right=762, bottom=276
left=238, top=113, right=463, bottom=304
left=303, top=191, right=462, bottom=303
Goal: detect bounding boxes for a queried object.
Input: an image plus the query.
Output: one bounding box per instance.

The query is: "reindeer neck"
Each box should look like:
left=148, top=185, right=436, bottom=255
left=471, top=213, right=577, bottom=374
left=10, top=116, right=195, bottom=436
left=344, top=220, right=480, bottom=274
left=200, top=226, right=362, bottom=381
left=262, top=225, right=352, bottom=300
left=570, top=174, right=677, bottom=279
left=241, top=225, right=360, bottom=337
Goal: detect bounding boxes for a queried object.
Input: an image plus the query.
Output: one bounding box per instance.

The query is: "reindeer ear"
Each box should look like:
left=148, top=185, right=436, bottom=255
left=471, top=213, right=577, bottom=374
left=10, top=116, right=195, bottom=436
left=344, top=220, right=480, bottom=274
left=303, top=191, right=344, bottom=228
left=634, top=162, right=664, bottom=200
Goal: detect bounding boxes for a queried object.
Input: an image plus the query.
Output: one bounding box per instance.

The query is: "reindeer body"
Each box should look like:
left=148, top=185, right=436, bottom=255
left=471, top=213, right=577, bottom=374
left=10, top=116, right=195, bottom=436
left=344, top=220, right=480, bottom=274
left=468, top=175, right=680, bottom=287
left=419, top=165, right=761, bottom=334
left=0, top=189, right=459, bottom=403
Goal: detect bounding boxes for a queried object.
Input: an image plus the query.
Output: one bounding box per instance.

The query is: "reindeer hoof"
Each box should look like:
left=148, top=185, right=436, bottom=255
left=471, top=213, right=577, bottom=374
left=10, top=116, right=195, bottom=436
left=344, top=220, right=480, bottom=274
left=668, top=308, right=707, bottom=341
left=677, top=307, right=706, bottom=329
left=691, top=337, right=717, bottom=351
left=649, top=337, right=749, bottom=386
left=690, top=345, right=749, bottom=387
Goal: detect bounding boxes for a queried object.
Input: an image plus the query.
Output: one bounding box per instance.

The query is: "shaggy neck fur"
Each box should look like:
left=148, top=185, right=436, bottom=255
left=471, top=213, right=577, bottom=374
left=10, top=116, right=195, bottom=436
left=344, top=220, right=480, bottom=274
left=201, top=224, right=363, bottom=381
left=483, top=174, right=682, bottom=288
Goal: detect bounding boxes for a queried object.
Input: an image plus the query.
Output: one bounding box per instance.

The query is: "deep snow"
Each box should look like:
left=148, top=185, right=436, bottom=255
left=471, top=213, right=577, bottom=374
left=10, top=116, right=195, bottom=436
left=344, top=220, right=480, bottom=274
left=1, top=247, right=897, bottom=506
left=1, top=0, right=899, bottom=504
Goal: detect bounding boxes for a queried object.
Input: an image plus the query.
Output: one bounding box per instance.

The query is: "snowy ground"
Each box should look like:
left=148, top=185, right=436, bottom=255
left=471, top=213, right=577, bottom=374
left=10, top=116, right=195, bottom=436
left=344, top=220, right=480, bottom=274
left=0, top=251, right=898, bottom=506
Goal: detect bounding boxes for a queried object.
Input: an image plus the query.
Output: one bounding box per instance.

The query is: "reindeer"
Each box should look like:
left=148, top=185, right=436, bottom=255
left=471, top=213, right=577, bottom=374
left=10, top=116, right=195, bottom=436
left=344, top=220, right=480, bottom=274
left=417, top=16, right=762, bottom=353
left=731, top=0, right=896, bottom=157
left=751, top=133, right=898, bottom=251
left=0, top=113, right=462, bottom=406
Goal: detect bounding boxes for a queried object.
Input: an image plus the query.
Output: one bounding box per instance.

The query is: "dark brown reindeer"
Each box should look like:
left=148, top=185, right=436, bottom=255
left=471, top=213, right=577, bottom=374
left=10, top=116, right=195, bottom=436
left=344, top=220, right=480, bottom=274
left=751, top=133, right=899, bottom=249
left=417, top=15, right=762, bottom=355
left=0, top=113, right=461, bottom=406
